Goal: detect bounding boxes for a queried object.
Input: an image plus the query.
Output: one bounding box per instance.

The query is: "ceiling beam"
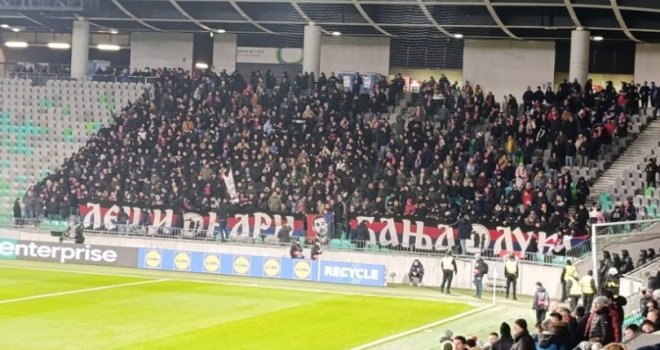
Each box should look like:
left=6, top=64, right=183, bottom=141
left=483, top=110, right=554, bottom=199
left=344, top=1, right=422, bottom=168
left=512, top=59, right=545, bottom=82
left=483, top=0, right=520, bottom=40
left=609, top=0, right=640, bottom=42
left=18, top=11, right=48, bottom=28
left=228, top=0, right=276, bottom=34
left=563, top=0, right=581, bottom=28
left=109, top=0, right=162, bottom=31
left=351, top=0, right=393, bottom=37
left=289, top=0, right=331, bottom=35
left=168, top=0, right=213, bottom=31
left=416, top=0, right=451, bottom=37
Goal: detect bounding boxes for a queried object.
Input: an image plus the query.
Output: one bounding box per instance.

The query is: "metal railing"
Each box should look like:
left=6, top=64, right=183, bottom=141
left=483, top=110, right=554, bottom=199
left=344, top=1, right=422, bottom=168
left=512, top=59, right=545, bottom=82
left=7, top=72, right=157, bottom=86
left=624, top=257, right=660, bottom=282
left=0, top=217, right=575, bottom=267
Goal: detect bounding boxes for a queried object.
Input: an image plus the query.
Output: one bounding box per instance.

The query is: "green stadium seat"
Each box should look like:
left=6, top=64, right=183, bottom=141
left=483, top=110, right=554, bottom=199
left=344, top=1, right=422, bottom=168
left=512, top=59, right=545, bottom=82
left=340, top=240, right=355, bottom=250
left=39, top=220, right=69, bottom=232
left=552, top=256, right=567, bottom=265
left=646, top=204, right=658, bottom=219
left=0, top=214, right=12, bottom=227
left=645, top=187, right=656, bottom=198
left=329, top=239, right=341, bottom=249
left=366, top=243, right=380, bottom=252
left=598, top=192, right=612, bottom=204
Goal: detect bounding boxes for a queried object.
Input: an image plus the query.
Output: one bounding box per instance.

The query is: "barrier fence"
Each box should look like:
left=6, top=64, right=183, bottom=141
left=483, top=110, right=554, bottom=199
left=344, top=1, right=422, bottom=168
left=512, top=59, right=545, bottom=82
left=137, top=248, right=387, bottom=287
left=0, top=215, right=590, bottom=267
left=0, top=234, right=387, bottom=287
left=7, top=72, right=157, bottom=86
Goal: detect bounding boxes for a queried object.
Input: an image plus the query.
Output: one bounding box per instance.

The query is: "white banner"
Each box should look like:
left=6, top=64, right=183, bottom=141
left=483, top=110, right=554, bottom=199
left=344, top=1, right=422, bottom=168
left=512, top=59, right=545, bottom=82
left=343, top=75, right=351, bottom=88
left=222, top=169, right=239, bottom=204
left=236, top=47, right=303, bottom=64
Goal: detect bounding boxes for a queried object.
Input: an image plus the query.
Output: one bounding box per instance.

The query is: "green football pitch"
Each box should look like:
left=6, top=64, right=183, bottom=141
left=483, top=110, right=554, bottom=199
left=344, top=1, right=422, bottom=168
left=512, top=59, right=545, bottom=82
left=0, top=260, right=476, bottom=350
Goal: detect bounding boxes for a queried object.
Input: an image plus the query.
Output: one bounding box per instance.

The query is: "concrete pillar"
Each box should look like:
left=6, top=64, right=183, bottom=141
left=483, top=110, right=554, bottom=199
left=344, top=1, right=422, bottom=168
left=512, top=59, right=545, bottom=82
left=569, top=29, right=590, bottom=86
left=303, top=25, right=321, bottom=77
left=213, top=34, right=237, bottom=73
left=70, top=19, right=90, bottom=80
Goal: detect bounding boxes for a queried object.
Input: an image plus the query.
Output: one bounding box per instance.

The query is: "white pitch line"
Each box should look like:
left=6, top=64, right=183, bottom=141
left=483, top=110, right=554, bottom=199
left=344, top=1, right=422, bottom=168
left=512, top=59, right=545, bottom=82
left=0, top=279, right=169, bottom=305
left=350, top=304, right=498, bottom=350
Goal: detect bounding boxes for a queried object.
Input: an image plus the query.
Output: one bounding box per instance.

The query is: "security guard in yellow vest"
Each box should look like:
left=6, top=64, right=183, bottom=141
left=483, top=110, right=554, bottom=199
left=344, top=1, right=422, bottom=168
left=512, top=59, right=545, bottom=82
left=440, top=250, right=458, bottom=294
left=579, top=270, right=597, bottom=313
left=560, top=260, right=577, bottom=302
left=566, top=271, right=582, bottom=311
left=504, top=253, right=519, bottom=300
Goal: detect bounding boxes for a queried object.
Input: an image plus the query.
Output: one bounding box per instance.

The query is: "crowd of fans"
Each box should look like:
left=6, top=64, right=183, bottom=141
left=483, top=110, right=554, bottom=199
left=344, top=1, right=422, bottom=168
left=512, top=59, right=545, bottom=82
left=9, top=66, right=660, bottom=348
left=16, top=67, right=654, bottom=241
left=442, top=262, right=659, bottom=350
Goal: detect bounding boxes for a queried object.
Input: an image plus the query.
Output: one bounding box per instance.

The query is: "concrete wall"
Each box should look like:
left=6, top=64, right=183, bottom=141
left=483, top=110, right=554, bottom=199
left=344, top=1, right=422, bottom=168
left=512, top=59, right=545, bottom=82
left=463, top=39, right=555, bottom=103
left=635, top=43, right=660, bottom=83
left=212, top=34, right=237, bottom=73
left=130, top=32, right=193, bottom=71
left=5, top=229, right=562, bottom=297
left=320, top=36, right=390, bottom=76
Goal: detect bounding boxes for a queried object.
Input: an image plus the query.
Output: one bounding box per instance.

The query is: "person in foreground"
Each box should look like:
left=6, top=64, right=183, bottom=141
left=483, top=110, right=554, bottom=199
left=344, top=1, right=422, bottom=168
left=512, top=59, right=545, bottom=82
left=511, top=318, right=536, bottom=350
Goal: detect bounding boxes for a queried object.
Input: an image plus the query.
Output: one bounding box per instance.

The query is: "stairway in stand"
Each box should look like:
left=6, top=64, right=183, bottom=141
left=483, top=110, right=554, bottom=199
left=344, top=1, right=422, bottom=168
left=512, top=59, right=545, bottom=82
left=588, top=115, right=660, bottom=204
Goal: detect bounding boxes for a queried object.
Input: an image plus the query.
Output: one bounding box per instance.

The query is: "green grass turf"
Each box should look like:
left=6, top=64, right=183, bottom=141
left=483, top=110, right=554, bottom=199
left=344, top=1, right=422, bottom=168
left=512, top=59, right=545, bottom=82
left=0, top=266, right=473, bottom=350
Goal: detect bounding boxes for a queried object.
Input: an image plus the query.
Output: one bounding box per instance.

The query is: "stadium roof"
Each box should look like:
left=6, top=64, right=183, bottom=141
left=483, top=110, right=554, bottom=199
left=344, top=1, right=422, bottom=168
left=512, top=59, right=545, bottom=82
left=2, top=0, right=660, bottom=42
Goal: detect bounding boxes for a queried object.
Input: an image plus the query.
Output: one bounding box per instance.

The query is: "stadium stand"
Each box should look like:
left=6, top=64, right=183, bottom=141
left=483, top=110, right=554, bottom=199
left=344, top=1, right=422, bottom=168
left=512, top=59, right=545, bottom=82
left=0, top=78, right=148, bottom=216
left=5, top=69, right=655, bottom=254
left=1, top=68, right=659, bottom=350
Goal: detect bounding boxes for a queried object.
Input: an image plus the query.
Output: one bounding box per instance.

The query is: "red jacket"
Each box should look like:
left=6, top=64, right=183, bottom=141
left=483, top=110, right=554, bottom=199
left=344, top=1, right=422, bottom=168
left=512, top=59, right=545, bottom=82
left=607, top=303, right=622, bottom=343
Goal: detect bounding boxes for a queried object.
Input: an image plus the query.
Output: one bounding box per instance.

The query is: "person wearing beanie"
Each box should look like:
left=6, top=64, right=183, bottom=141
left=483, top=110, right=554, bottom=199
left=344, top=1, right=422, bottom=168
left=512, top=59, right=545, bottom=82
left=439, top=329, right=454, bottom=343
left=491, top=322, right=514, bottom=350
left=584, top=296, right=612, bottom=345
left=511, top=319, right=535, bottom=350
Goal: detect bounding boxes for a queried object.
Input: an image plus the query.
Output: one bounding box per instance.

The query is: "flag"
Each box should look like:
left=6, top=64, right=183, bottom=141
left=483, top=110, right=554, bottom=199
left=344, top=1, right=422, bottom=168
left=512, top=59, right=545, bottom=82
left=222, top=168, right=239, bottom=204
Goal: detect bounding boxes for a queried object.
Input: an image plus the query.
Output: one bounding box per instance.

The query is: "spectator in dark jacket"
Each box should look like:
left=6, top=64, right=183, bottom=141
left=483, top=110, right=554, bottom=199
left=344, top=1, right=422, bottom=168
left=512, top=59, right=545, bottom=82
left=289, top=241, right=303, bottom=259
left=408, top=259, right=424, bottom=287
left=452, top=214, right=472, bottom=254
left=491, top=322, right=514, bottom=350
left=473, top=254, right=488, bottom=299
left=645, top=158, right=658, bottom=188
left=584, top=296, right=611, bottom=345
left=556, top=307, right=579, bottom=348
left=355, top=220, right=369, bottom=249
left=12, top=198, right=21, bottom=225
left=512, top=319, right=536, bottom=350
left=619, top=249, right=634, bottom=275
left=310, top=238, right=322, bottom=260
left=605, top=291, right=623, bottom=343
left=277, top=225, right=292, bottom=243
